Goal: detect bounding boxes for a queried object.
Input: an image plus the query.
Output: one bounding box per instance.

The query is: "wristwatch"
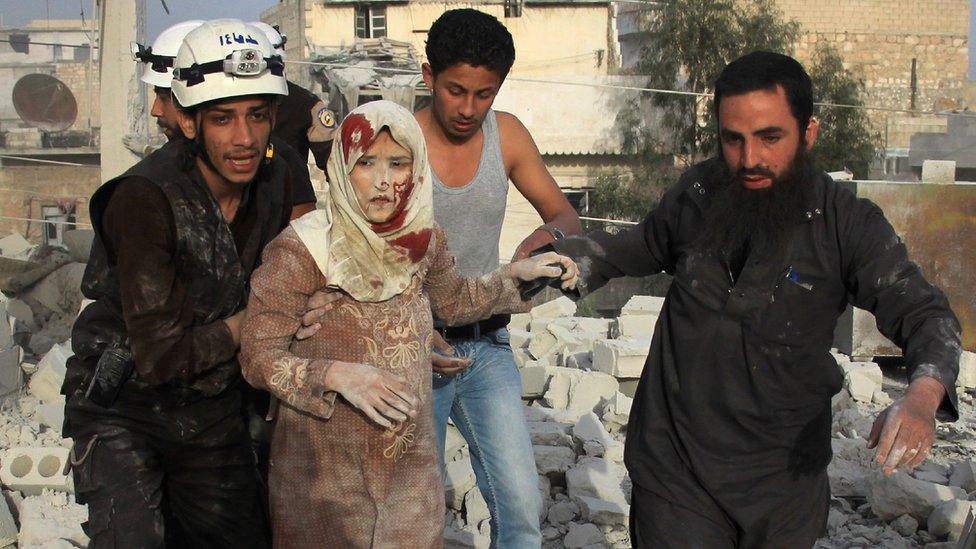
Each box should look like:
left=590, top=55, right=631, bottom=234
left=538, top=224, right=565, bottom=241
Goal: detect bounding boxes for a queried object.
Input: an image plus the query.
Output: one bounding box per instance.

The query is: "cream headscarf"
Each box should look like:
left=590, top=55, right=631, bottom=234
left=291, top=100, right=434, bottom=302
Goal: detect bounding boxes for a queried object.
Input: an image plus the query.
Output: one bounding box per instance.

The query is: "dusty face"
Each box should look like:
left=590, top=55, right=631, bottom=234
left=178, top=96, right=273, bottom=187
left=422, top=62, right=502, bottom=141
left=150, top=87, right=182, bottom=140
left=349, top=129, right=414, bottom=223
left=718, top=84, right=819, bottom=190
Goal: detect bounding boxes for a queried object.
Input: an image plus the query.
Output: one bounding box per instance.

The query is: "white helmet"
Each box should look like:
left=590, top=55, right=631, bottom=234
left=171, top=19, right=288, bottom=109
left=250, top=21, right=287, bottom=58
left=134, top=20, right=205, bottom=88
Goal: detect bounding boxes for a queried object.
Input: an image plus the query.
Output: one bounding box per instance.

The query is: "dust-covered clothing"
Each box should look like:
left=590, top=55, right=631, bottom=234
left=554, top=157, right=961, bottom=545
left=239, top=226, right=529, bottom=547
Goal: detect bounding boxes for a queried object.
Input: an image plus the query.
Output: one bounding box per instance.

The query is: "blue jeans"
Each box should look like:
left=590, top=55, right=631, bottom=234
left=433, top=328, right=542, bottom=548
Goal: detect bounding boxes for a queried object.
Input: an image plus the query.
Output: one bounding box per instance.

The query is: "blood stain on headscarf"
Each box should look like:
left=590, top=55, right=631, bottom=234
left=341, top=113, right=376, bottom=163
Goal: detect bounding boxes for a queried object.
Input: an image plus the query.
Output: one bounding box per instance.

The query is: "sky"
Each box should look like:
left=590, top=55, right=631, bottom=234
left=0, top=0, right=275, bottom=37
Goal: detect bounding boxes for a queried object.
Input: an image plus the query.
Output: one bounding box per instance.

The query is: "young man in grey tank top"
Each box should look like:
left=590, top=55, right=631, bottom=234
left=418, top=10, right=581, bottom=547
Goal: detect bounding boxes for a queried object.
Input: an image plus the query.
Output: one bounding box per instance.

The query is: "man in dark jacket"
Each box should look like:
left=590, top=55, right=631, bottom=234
left=553, top=51, right=961, bottom=547
left=61, top=20, right=295, bottom=547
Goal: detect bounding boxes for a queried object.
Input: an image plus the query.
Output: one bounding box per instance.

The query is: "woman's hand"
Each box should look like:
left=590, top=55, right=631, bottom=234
left=508, top=251, right=579, bottom=291
left=324, top=361, right=419, bottom=429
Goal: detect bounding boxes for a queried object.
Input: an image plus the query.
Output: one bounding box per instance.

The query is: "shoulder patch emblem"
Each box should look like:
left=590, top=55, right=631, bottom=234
left=317, top=107, right=337, bottom=129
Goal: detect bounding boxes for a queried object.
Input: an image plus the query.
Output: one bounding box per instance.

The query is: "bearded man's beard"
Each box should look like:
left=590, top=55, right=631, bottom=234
left=697, top=144, right=815, bottom=261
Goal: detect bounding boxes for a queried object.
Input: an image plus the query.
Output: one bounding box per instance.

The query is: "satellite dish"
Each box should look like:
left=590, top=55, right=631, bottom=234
left=12, top=74, right=78, bottom=132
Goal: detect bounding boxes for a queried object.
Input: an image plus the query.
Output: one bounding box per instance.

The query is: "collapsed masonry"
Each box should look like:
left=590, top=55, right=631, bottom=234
left=0, top=229, right=974, bottom=547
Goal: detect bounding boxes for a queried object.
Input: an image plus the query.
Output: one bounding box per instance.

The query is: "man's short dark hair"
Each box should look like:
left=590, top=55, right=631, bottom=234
left=713, top=51, right=814, bottom=131
left=425, top=9, right=516, bottom=79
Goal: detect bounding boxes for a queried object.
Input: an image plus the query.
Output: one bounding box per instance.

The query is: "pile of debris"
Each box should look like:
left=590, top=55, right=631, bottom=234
left=0, top=227, right=974, bottom=549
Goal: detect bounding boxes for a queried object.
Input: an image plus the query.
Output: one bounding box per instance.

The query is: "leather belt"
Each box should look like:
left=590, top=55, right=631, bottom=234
left=435, top=314, right=510, bottom=341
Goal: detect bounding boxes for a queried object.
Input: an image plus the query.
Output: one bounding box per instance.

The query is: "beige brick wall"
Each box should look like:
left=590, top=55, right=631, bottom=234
left=774, top=0, right=975, bottom=135
left=0, top=165, right=99, bottom=244
left=54, top=61, right=100, bottom=130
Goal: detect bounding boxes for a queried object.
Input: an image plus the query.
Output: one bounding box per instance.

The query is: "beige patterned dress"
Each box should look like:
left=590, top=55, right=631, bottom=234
left=240, top=226, right=529, bottom=548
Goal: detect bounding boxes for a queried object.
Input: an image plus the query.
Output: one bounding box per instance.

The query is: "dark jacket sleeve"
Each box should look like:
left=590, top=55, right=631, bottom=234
left=273, top=136, right=316, bottom=207
left=102, top=178, right=238, bottom=385
left=838, top=190, right=962, bottom=420
left=553, top=178, right=686, bottom=296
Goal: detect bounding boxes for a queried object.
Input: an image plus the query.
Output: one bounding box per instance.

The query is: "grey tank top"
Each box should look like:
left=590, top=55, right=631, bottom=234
left=432, top=110, right=508, bottom=277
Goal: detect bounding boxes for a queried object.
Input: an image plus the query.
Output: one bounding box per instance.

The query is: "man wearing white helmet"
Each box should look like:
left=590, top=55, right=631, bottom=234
left=61, top=19, right=297, bottom=547
left=251, top=21, right=337, bottom=183
left=135, top=20, right=318, bottom=221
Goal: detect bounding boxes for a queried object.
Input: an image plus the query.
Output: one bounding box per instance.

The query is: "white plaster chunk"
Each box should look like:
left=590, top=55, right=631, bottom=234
left=463, top=486, right=490, bottom=529
left=533, top=445, right=577, bottom=476
left=867, top=470, right=966, bottom=522
left=16, top=491, right=88, bottom=548
left=530, top=296, right=577, bottom=320
left=620, top=295, right=665, bottom=316
left=528, top=421, right=575, bottom=448
left=592, top=339, right=650, bottom=379
left=927, top=499, right=976, bottom=540
left=575, top=495, right=629, bottom=526
left=445, top=459, right=477, bottom=510
left=28, top=343, right=70, bottom=405
left=563, top=522, right=605, bottom=548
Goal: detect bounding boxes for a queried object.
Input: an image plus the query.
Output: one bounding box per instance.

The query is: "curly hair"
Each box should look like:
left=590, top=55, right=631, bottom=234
left=425, top=9, right=516, bottom=79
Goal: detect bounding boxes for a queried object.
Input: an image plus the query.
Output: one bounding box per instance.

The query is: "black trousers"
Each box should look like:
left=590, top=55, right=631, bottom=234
left=629, top=476, right=829, bottom=549
left=66, top=387, right=270, bottom=549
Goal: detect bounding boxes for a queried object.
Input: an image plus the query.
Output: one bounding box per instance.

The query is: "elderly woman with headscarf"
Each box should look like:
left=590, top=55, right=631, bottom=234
left=239, top=100, right=577, bottom=548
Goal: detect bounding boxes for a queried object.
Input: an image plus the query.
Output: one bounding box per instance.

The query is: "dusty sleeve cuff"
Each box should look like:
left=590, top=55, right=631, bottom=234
left=910, top=364, right=959, bottom=422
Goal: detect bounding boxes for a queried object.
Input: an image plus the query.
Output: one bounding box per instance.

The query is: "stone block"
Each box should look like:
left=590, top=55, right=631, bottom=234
left=528, top=330, right=558, bottom=361
left=615, top=314, right=654, bottom=339
left=0, top=494, right=14, bottom=546
left=0, top=347, right=21, bottom=401
left=566, top=457, right=629, bottom=506
left=445, top=459, right=477, bottom=510
left=513, top=348, right=531, bottom=368
left=533, top=445, right=577, bottom=476
left=566, top=371, right=618, bottom=413
left=841, top=361, right=882, bottom=402
left=562, top=351, right=591, bottom=370
left=0, top=447, right=73, bottom=496
left=528, top=421, right=574, bottom=447
left=508, top=312, right=531, bottom=332
left=547, top=500, right=579, bottom=524
left=445, top=424, right=467, bottom=461
left=563, top=522, right=605, bottom=548
left=950, top=461, right=976, bottom=492
left=958, top=351, right=976, bottom=389
left=0, top=234, right=32, bottom=260
left=575, top=495, right=629, bottom=526
left=0, top=302, right=12, bottom=351
left=592, top=339, right=650, bottom=379
left=62, top=230, right=94, bottom=264
left=891, top=514, right=918, bottom=536
left=509, top=328, right=531, bottom=350
left=444, top=524, right=489, bottom=549
left=28, top=342, right=69, bottom=404
left=463, top=486, right=490, bottom=529
left=35, top=400, right=65, bottom=435
left=521, top=367, right=551, bottom=398
left=928, top=499, right=976, bottom=540
left=530, top=318, right=553, bottom=333
left=529, top=296, right=576, bottom=319
left=15, top=491, right=88, bottom=548
left=620, top=295, right=664, bottom=316
left=867, top=470, right=966, bottom=522
left=573, top=413, right=624, bottom=462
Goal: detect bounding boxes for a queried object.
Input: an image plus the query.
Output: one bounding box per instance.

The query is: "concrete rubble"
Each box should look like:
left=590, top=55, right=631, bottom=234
left=0, top=263, right=972, bottom=549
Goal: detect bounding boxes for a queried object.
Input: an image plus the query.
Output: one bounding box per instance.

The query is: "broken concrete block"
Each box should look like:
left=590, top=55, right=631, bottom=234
left=528, top=329, right=558, bottom=361
left=959, top=352, right=976, bottom=389
left=621, top=295, right=665, bottom=316
left=62, top=230, right=94, bottom=264
left=445, top=459, right=477, bottom=510
left=0, top=493, right=15, bottom=546
left=914, top=469, right=949, bottom=485
left=528, top=421, right=574, bottom=448
left=0, top=447, right=73, bottom=496
left=537, top=475, right=552, bottom=522
left=562, top=350, right=591, bottom=370
left=16, top=491, right=89, bottom=547
left=928, top=499, right=976, bottom=540
left=867, top=470, right=966, bottom=522
left=2, top=491, right=22, bottom=525
left=566, top=371, right=618, bottom=413
left=547, top=500, right=579, bottom=524
left=445, top=424, right=467, bottom=462
left=5, top=300, right=33, bottom=327
left=513, top=348, right=531, bottom=368
left=508, top=312, right=531, bottom=332
left=509, top=328, right=531, bottom=350
left=521, top=367, right=551, bottom=398
left=0, top=234, right=32, bottom=261
left=566, top=457, right=629, bottom=506
left=27, top=343, right=69, bottom=404
left=563, top=522, right=605, bottom=548
left=841, top=361, right=883, bottom=403
left=463, top=486, right=490, bottom=529
left=0, top=303, right=12, bottom=352
left=533, top=445, right=577, bottom=476
left=0, top=347, right=21, bottom=402
left=615, top=314, right=656, bottom=339
left=573, top=413, right=624, bottom=462
left=950, top=461, right=976, bottom=492
left=443, top=523, right=489, bottom=549
left=828, top=438, right=874, bottom=497
left=529, top=296, right=576, bottom=320
left=592, top=339, right=650, bottom=379
left=891, top=513, right=918, bottom=536
left=575, top=495, right=629, bottom=526
left=35, top=401, right=65, bottom=435
left=542, top=368, right=574, bottom=409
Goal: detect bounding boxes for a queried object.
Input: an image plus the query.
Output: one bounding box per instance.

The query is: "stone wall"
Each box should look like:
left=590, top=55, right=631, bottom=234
left=775, top=0, right=975, bottom=136
left=0, top=166, right=99, bottom=244
left=54, top=62, right=100, bottom=131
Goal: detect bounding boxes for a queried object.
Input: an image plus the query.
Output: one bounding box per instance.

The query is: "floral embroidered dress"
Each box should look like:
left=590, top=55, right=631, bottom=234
left=239, top=101, right=530, bottom=548
left=241, top=226, right=527, bottom=548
